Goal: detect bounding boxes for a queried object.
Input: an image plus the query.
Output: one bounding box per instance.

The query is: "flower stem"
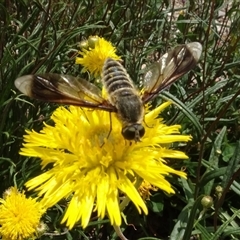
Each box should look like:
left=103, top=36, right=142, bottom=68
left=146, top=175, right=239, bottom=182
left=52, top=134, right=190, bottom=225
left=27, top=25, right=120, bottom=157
left=113, top=224, right=128, bottom=240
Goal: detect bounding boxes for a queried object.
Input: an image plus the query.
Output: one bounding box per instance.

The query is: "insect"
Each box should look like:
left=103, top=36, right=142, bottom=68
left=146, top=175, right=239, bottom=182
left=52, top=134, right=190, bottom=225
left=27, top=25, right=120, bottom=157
left=15, top=42, right=202, bottom=141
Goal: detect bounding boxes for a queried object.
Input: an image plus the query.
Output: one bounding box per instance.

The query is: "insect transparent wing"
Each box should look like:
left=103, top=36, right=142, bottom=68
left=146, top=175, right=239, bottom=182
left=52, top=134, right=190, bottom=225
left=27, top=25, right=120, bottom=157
left=15, top=73, right=116, bottom=111
left=142, top=42, right=202, bottom=103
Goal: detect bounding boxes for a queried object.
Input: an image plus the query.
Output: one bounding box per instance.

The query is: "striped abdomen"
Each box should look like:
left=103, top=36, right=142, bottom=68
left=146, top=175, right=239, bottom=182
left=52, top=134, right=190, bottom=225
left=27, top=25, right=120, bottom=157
left=102, top=58, right=136, bottom=97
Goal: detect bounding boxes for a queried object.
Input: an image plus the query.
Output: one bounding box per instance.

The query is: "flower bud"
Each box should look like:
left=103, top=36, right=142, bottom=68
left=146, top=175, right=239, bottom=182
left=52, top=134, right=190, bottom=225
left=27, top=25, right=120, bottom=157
left=215, top=185, right=223, bottom=199
left=79, top=40, right=89, bottom=50
left=201, top=195, right=213, bottom=209
left=88, top=35, right=99, bottom=49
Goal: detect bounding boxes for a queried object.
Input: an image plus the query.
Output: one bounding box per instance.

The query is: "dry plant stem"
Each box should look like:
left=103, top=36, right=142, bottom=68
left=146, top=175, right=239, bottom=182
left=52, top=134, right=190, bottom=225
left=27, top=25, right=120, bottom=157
left=113, top=224, right=128, bottom=240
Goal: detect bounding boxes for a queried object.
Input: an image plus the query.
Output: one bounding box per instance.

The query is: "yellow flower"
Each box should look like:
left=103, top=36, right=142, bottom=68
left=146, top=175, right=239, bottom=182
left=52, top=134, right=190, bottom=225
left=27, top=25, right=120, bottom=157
left=76, top=36, right=121, bottom=77
left=138, top=180, right=158, bottom=200
left=20, top=101, right=191, bottom=229
left=0, top=187, right=45, bottom=240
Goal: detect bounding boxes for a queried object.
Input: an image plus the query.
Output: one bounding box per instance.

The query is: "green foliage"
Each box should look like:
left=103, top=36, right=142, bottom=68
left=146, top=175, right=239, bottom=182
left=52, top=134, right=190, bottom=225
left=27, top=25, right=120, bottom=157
left=1, top=0, right=240, bottom=239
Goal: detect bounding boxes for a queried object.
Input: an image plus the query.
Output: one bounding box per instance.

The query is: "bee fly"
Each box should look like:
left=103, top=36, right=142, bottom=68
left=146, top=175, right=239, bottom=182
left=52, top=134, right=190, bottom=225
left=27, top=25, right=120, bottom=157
left=102, top=58, right=145, bottom=140
left=15, top=42, right=202, bottom=142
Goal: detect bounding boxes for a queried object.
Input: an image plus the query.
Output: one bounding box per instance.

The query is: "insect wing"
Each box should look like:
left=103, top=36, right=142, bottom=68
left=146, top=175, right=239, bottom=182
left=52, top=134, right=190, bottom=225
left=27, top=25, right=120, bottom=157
left=15, top=73, right=116, bottom=111
left=142, top=42, right=202, bottom=102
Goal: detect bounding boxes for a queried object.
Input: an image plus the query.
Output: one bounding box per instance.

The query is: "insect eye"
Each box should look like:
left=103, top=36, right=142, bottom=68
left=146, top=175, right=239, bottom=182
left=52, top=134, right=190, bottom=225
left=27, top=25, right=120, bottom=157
left=122, top=124, right=145, bottom=141
left=138, top=125, right=145, bottom=138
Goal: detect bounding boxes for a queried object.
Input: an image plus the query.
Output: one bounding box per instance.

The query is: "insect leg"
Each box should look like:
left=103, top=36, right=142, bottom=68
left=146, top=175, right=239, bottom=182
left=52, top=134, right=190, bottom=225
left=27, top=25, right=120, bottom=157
left=100, top=112, right=113, bottom=148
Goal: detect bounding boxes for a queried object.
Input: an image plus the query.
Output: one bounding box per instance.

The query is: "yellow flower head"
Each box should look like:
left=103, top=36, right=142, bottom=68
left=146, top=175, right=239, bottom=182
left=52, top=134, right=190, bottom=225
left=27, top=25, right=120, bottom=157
left=76, top=36, right=121, bottom=77
left=0, top=187, right=45, bottom=240
left=20, top=102, right=191, bottom=229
